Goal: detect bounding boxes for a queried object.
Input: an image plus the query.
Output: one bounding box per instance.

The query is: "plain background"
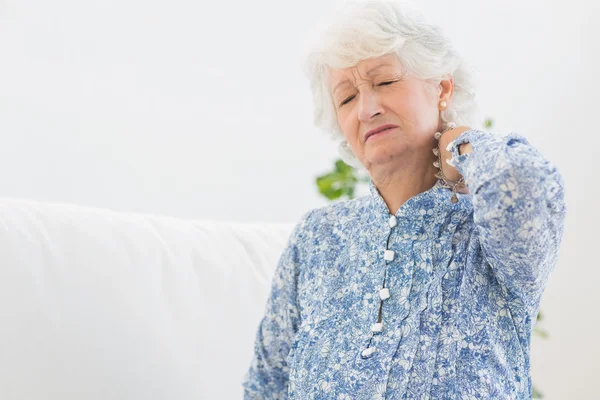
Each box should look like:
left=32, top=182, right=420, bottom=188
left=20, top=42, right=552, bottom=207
left=1, top=0, right=598, bottom=398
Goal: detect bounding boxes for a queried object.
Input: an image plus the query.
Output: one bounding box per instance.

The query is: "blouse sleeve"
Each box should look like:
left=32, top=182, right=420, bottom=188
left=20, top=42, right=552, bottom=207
left=445, top=129, right=567, bottom=316
left=242, top=209, right=313, bottom=399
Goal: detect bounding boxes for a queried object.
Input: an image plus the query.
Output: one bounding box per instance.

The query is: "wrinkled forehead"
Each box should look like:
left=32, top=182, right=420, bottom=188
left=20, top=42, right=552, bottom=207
left=328, top=53, right=405, bottom=94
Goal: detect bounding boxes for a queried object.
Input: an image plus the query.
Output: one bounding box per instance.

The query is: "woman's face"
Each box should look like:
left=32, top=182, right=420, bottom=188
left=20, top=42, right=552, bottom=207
left=329, top=53, right=443, bottom=170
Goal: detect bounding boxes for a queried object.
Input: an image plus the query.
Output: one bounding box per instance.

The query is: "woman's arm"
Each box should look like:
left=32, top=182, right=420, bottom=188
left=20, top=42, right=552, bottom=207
left=242, top=210, right=312, bottom=399
left=440, top=128, right=567, bottom=316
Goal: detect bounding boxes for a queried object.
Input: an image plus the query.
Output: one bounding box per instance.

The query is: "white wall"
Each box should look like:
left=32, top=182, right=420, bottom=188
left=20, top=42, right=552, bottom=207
left=0, top=0, right=597, bottom=398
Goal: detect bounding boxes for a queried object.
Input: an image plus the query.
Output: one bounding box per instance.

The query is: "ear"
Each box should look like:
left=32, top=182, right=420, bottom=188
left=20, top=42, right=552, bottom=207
left=439, top=76, right=454, bottom=103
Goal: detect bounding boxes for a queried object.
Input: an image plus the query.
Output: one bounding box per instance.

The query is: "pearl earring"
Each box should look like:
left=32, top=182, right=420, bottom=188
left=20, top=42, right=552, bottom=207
left=439, top=101, right=447, bottom=109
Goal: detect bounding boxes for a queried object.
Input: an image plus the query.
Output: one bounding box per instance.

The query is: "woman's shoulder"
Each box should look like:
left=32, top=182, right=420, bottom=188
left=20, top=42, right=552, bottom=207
left=285, top=198, right=367, bottom=266
left=294, top=196, right=368, bottom=237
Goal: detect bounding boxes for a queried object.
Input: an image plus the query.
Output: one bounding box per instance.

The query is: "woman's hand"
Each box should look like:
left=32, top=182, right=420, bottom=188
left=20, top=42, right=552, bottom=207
left=437, top=126, right=472, bottom=194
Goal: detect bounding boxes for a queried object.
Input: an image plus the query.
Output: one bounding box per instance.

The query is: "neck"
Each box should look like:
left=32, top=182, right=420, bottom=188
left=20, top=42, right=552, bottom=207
left=369, top=156, right=439, bottom=215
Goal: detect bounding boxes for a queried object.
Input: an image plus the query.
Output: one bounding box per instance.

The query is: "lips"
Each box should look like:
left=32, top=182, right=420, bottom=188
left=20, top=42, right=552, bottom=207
left=365, top=125, right=398, bottom=142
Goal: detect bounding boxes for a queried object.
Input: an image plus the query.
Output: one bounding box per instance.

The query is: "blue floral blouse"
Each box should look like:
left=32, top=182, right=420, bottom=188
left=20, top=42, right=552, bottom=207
left=242, top=129, right=567, bottom=399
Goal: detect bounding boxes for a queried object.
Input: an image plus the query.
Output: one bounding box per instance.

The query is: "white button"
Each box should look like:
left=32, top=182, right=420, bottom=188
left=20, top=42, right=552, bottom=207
left=371, top=322, right=383, bottom=333
left=389, top=215, right=397, bottom=228
left=384, top=249, right=395, bottom=261
left=380, top=288, right=390, bottom=300
left=361, top=347, right=376, bottom=358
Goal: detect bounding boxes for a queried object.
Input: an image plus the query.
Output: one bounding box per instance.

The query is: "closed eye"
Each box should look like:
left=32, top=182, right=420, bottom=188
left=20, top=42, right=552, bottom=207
left=339, top=80, right=398, bottom=106
left=340, top=95, right=355, bottom=106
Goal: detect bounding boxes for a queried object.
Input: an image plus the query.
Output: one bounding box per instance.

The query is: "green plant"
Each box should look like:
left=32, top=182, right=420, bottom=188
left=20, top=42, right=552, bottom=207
left=314, top=118, right=547, bottom=398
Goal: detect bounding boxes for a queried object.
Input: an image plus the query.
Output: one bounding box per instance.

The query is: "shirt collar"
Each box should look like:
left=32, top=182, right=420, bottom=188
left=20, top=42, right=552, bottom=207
left=367, top=177, right=448, bottom=220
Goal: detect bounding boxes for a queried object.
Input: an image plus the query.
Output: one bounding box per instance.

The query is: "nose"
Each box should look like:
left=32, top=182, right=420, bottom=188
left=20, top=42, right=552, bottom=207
left=357, top=86, right=384, bottom=122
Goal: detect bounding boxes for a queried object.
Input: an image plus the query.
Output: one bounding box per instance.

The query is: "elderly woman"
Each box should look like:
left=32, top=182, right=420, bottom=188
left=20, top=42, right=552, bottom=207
left=242, top=1, right=566, bottom=399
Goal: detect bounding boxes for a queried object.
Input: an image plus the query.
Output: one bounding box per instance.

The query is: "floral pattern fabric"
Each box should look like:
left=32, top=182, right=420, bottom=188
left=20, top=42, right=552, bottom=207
left=242, top=129, right=567, bottom=399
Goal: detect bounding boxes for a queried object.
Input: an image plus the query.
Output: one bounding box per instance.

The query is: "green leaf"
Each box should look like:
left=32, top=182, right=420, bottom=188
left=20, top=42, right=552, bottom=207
left=532, top=384, right=544, bottom=398
left=315, top=159, right=360, bottom=200
left=335, top=159, right=353, bottom=174
left=533, top=326, right=549, bottom=338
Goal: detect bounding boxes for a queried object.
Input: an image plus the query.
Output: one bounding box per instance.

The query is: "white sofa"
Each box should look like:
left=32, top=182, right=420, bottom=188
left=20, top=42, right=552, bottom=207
left=0, top=197, right=294, bottom=399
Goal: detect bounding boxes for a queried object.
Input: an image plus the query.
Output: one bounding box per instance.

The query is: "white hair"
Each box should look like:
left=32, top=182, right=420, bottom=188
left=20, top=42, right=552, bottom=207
left=302, top=0, right=480, bottom=169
